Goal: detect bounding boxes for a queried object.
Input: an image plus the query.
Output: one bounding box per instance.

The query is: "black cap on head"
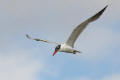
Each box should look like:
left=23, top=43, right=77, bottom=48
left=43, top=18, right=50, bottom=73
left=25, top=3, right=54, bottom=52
left=55, top=45, right=61, bottom=51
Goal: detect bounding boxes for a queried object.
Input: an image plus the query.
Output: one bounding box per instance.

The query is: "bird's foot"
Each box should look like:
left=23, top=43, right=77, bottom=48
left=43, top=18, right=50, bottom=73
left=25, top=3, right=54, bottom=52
left=73, top=53, right=76, bottom=54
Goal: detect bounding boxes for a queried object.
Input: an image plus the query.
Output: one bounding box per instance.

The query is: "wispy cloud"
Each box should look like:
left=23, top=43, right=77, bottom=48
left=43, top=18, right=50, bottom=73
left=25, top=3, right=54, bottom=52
left=0, top=50, right=43, bottom=80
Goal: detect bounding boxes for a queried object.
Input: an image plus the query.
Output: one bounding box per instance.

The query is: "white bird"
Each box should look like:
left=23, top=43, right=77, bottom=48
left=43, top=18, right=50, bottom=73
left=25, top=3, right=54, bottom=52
left=26, top=5, right=108, bottom=56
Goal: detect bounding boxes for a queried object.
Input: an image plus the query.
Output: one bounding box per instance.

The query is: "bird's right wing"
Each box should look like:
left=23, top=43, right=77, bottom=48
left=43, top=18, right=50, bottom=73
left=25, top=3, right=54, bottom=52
left=26, top=34, right=59, bottom=45
left=66, top=5, right=108, bottom=47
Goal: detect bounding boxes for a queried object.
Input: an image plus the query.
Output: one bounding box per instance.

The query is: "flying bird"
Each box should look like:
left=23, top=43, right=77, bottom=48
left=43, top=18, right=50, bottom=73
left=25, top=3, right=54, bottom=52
left=26, top=5, right=108, bottom=56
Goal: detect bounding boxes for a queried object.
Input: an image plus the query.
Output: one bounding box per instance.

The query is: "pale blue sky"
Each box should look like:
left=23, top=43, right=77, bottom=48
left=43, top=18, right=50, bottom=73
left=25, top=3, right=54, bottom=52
left=0, top=0, right=120, bottom=80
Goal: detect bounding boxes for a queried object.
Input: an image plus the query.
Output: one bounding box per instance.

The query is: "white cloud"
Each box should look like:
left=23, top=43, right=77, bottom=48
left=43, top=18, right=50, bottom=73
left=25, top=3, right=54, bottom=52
left=0, top=50, right=43, bottom=80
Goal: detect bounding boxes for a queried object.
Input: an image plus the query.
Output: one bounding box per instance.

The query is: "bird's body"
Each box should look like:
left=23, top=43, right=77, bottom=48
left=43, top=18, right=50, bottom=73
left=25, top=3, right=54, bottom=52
left=58, top=43, right=79, bottom=53
left=26, top=5, right=108, bottom=56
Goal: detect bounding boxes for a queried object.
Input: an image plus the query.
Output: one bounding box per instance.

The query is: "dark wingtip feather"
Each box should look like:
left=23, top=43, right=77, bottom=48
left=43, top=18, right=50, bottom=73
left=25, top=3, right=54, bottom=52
left=104, top=5, right=108, bottom=9
left=26, top=34, right=31, bottom=39
left=89, top=5, right=108, bottom=22
left=102, top=5, right=108, bottom=12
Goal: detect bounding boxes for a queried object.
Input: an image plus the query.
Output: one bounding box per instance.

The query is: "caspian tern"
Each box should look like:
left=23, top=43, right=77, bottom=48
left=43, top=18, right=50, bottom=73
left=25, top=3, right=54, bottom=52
left=26, top=5, right=108, bottom=56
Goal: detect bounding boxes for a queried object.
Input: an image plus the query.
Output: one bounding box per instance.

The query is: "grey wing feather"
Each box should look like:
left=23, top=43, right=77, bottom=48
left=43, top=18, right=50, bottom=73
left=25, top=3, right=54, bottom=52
left=26, top=34, right=59, bottom=45
left=66, top=5, right=108, bottom=47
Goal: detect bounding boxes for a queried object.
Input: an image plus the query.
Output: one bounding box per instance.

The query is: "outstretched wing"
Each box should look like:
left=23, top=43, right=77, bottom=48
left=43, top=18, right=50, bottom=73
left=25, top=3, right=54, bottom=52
left=26, top=34, right=59, bottom=45
left=66, top=5, right=108, bottom=47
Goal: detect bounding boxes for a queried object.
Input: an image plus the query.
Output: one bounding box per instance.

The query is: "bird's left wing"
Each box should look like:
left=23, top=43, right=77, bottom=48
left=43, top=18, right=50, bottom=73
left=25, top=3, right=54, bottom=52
left=66, top=5, right=108, bottom=47
left=26, top=34, right=59, bottom=45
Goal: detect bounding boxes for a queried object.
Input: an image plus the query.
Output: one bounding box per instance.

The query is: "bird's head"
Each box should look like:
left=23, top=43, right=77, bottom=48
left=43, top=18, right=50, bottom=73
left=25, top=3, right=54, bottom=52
left=52, top=45, right=61, bottom=56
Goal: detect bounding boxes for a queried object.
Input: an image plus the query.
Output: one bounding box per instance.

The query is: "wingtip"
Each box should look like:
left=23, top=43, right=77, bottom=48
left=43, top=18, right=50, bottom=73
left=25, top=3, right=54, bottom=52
left=105, top=5, right=108, bottom=7
left=26, top=34, right=31, bottom=39
left=102, top=5, right=108, bottom=12
left=104, top=5, right=108, bottom=9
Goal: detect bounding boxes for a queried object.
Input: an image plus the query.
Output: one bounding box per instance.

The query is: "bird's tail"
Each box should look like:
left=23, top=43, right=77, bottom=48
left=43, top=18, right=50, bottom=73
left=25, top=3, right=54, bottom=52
left=74, top=50, right=82, bottom=53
